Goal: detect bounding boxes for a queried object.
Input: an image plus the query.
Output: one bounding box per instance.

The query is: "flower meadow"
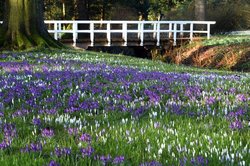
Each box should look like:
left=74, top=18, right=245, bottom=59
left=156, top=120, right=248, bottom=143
left=0, top=51, right=249, bottom=165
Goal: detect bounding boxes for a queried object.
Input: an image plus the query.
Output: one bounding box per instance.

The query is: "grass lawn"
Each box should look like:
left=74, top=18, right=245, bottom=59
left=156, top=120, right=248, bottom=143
left=0, top=50, right=249, bottom=165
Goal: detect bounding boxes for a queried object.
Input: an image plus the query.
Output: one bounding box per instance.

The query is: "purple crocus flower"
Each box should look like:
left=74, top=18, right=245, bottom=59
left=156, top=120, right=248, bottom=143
left=0, top=102, right=4, bottom=111
left=191, top=155, right=208, bottom=165
left=0, top=141, right=9, bottom=150
left=3, top=123, right=17, bottom=138
left=99, top=154, right=112, bottom=164
left=230, top=120, right=243, bottom=130
left=112, top=156, right=125, bottom=164
left=32, top=118, right=41, bottom=126
left=144, top=90, right=160, bottom=104
left=21, top=142, right=43, bottom=153
left=54, top=147, right=71, bottom=157
left=48, top=160, right=60, bottom=166
left=42, top=128, right=54, bottom=138
left=206, top=96, right=216, bottom=105
left=80, top=146, right=94, bottom=157
left=236, top=94, right=247, bottom=102
left=67, top=128, right=79, bottom=136
left=30, top=143, right=43, bottom=152
left=140, top=161, right=162, bottom=166
left=0, top=111, right=4, bottom=117
left=79, top=133, right=92, bottom=143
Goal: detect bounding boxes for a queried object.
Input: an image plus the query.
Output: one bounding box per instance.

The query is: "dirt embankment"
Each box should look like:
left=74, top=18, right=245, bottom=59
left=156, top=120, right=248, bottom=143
left=164, top=42, right=250, bottom=72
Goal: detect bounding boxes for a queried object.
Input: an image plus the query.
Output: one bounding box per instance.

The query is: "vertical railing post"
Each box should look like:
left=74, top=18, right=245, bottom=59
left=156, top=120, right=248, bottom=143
left=153, top=22, right=157, bottom=39
left=54, top=22, right=58, bottom=40
left=122, top=22, right=127, bottom=46
left=207, top=23, right=211, bottom=39
left=156, top=22, right=160, bottom=46
left=173, top=23, right=177, bottom=46
left=180, top=23, right=184, bottom=37
left=90, top=22, right=94, bottom=47
left=107, top=22, right=111, bottom=46
left=190, top=23, right=194, bottom=42
left=138, top=22, right=141, bottom=39
left=73, top=22, right=78, bottom=47
left=58, top=22, right=62, bottom=39
left=168, top=23, right=172, bottom=39
left=140, top=22, right=144, bottom=46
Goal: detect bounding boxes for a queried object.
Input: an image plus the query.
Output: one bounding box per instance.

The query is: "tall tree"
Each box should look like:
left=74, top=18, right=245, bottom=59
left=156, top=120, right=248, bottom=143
left=195, top=0, right=206, bottom=21
left=0, top=0, right=64, bottom=50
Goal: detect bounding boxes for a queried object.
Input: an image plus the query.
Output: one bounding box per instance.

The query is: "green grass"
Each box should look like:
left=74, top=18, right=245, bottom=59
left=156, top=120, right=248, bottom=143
left=202, top=35, right=250, bottom=46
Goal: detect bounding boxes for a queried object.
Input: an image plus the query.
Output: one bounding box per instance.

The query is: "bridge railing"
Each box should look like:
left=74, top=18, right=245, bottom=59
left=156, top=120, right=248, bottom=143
left=0, top=20, right=216, bottom=46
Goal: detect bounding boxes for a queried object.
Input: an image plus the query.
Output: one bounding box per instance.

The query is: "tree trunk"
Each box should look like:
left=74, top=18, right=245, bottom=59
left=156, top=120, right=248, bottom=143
left=195, top=0, right=206, bottom=21
left=0, top=0, right=64, bottom=50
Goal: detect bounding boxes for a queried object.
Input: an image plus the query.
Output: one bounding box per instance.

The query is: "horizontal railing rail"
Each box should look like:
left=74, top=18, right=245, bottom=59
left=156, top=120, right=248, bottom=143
left=0, top=20, right=216, bottom=47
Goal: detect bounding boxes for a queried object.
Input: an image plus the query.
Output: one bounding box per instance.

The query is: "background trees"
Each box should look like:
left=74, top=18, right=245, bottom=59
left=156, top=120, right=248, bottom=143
left=0, top=0, right=249, bottom=32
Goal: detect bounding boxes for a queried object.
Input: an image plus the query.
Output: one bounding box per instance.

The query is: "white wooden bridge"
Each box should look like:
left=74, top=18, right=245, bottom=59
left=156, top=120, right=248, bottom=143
left=0, top=20, right=216, bottom=47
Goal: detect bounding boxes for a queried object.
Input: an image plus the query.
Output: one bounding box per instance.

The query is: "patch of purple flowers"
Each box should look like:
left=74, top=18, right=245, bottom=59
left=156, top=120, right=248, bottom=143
left=228, top=108, right=246, bottom=118
left=21, top=142, right=43, bottom=153
left=12, top=109, right=32, bottom=118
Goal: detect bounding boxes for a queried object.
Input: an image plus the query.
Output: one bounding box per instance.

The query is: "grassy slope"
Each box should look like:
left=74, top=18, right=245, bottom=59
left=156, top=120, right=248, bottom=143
left=0, top=50, right=249, bottom=165
left=164, top=36, right=250, bottom=72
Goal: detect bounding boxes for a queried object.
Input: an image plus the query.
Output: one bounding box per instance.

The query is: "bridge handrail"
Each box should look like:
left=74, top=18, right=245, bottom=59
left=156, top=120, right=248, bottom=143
left=0, top=20, right=216, bottom=46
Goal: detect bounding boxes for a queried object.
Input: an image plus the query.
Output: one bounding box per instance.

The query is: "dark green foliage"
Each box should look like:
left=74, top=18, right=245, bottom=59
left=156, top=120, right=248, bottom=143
left=0, top=0, right=4, bottom=20
left=207, top=0, right=250, bottom=32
